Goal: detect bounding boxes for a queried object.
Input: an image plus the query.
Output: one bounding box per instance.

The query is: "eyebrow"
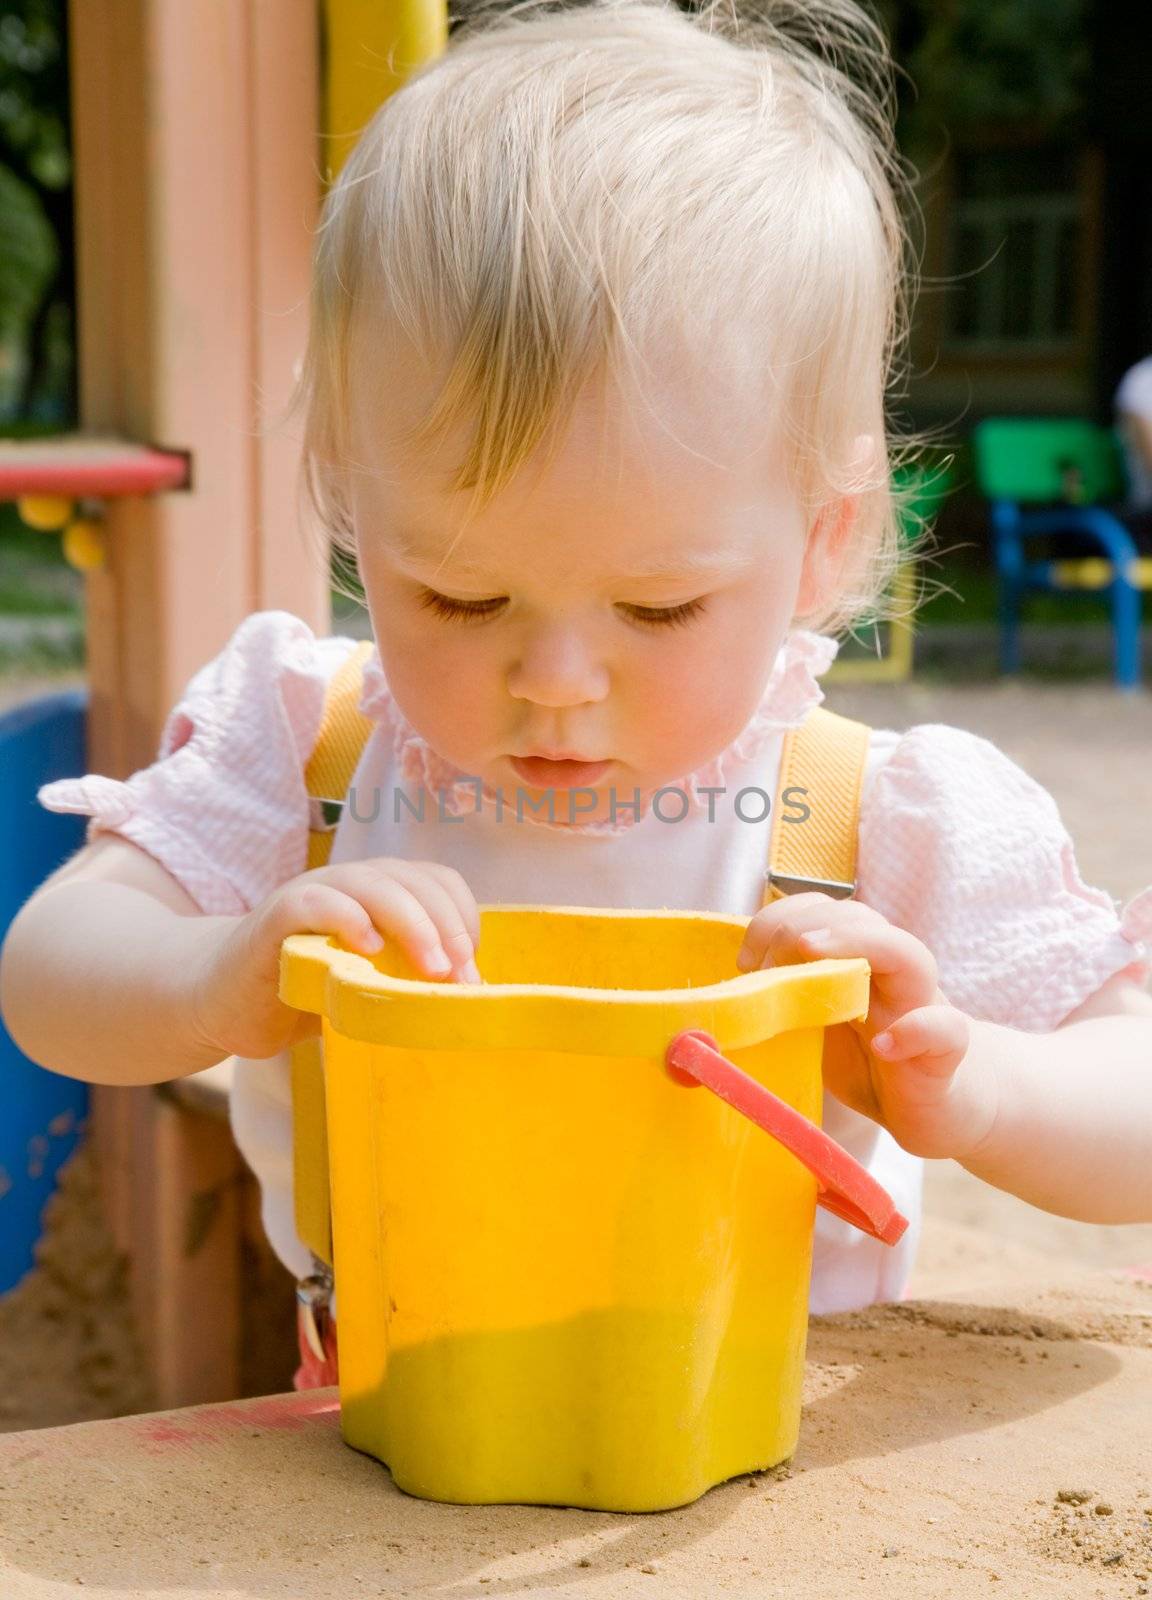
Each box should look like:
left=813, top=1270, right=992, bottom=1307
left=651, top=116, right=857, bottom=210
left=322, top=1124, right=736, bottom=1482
left=388, top=542, right=758, bottom=584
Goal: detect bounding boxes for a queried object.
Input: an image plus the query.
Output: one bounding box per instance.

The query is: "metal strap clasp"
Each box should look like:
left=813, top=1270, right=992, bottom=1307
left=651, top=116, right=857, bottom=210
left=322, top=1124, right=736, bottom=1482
left=308, top=797, right=344, bottom=832
left=296, top=1259, right=334, bottom=1361
left=764, top=871, right=856, bottom=900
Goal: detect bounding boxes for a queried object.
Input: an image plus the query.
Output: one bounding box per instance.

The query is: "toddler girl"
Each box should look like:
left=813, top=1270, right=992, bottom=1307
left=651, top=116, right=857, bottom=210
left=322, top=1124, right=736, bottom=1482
left=3, top=0, right=1151, bottom=1391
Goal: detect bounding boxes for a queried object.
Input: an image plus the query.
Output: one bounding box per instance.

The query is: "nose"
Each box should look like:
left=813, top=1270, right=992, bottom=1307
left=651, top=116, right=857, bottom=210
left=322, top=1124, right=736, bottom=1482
left=506, top=621, right=610, bottom=708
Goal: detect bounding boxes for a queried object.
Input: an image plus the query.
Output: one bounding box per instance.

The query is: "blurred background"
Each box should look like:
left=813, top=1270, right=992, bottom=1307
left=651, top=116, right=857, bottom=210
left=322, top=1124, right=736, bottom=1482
left=3, top=0, right=1151, bottom=678
left=0, top=0, right=1150, bottom=1437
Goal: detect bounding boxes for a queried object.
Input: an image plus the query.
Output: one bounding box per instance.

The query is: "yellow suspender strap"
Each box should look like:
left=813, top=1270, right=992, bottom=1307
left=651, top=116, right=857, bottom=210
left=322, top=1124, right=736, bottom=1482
left=291, top=639, right=376, bottom=1267
left=762, top=706, right=871, bottom=909
left=303, top=641, right=378, bottom=872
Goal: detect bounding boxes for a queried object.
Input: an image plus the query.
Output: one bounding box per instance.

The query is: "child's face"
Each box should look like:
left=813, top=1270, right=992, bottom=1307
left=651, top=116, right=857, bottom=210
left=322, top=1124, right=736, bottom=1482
left=347, top=351, right=840, bottom=828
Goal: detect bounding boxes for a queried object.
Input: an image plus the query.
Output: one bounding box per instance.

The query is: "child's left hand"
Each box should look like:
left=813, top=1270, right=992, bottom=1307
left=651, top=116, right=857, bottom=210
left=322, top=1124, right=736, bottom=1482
left=737, top=893, right=999, bottom=1161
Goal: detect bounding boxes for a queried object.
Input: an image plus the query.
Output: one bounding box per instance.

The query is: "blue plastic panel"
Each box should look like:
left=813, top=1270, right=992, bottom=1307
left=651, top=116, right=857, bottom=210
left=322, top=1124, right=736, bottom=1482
left=0, top=689, right=91, bottom=1293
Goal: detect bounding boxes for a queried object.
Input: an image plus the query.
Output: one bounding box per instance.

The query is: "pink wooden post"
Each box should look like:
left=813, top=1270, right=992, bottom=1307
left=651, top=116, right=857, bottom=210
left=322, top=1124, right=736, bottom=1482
left=67, top=0, right=326, bottom=1406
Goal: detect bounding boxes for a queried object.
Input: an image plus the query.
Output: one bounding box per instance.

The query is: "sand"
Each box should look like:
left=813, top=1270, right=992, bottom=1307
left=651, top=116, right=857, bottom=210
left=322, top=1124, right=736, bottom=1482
left=0, top=1251, right=1150, bottom=1597
left=0, top=1146, right=156, bottom=1434
left=0, top=1158, right=1151, bottom=1599
left=0, top=1143, right=299, bottom=1435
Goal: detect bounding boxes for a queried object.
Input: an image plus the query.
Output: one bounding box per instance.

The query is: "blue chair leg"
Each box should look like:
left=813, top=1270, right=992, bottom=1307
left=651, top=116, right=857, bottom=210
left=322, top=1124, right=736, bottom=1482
left=998, top=576, right=1023, bottom=676
left=1110, top=578, right=1142, bottom=689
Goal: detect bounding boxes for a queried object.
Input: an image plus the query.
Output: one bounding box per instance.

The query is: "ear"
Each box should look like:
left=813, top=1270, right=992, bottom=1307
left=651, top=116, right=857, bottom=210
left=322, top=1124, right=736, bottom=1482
left=794, top=435, right=876, bottom=619
left=796, top=496, right=857, bottom=617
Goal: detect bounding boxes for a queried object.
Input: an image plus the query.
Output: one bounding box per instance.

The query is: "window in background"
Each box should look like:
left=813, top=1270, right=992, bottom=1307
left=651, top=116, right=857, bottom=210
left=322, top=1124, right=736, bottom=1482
left=946, top=147, right=1083, bottom=354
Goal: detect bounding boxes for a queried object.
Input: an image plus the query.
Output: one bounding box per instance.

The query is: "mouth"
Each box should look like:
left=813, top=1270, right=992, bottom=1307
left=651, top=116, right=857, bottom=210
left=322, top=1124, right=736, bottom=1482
left=509, top=755, right=614, bottom=789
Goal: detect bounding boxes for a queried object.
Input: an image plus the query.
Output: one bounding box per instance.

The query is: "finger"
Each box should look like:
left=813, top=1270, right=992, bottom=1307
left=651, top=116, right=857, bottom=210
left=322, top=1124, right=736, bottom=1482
left=870, top=1005, right=969, bottom=1077
left=737, top=892, right=847, bottom=969
left=291, top=877, right=455, bottom=979
left=773, top=915, right=938, bottom=1014
left=268, top=881, right=395, bottom=961
left=407, top=860, right=482, bottom=953
left=356, top=876, right=476, bottom=979
left=363, top=862, right=479, bottom=980
left=348, top=860, right=482, bottom=959
left=740, top=896, right=891, bottom=976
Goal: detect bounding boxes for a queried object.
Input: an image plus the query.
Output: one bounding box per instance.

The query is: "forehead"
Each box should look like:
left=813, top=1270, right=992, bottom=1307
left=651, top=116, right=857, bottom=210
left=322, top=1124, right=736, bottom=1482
left=344, top=330, right=800, bottom=580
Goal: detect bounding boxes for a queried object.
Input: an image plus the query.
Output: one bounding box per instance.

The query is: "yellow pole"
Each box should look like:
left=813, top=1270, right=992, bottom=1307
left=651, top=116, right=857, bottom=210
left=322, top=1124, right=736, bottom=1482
left=322, top=0, right=449, bottom=181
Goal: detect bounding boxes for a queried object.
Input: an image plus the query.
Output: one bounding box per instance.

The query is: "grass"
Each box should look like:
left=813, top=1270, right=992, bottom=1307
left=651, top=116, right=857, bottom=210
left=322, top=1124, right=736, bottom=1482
left=0, top=512, right=84, bottom=617
left=0, top=638, right=85, bottom=676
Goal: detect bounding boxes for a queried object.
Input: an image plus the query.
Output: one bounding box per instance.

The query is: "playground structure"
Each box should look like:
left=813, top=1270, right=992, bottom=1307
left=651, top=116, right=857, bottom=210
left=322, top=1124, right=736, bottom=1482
left=0, top=0, right=444, bottom=1408
left=0, top=688, right=89, bottom=1296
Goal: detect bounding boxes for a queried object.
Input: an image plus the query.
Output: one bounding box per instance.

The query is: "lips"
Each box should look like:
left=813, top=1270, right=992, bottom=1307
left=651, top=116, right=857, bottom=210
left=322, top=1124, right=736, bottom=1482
left=509, top=755, right=613, bottom=789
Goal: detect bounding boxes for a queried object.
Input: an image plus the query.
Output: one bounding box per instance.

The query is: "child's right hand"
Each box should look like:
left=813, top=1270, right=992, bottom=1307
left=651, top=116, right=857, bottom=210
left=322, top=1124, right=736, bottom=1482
left=190, top=858, right=481, bottom=1061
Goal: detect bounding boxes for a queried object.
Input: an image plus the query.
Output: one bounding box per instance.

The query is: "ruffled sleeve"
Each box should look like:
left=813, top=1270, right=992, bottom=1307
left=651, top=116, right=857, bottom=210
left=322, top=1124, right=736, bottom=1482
left=36, top=611, right=361, bottom=916
left=856, top=723, right=1152, bottom=1032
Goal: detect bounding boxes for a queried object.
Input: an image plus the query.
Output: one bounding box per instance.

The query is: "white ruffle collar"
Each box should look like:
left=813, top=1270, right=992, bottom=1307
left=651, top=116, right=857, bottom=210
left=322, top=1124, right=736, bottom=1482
left=358, top=628, right=840, bottom=837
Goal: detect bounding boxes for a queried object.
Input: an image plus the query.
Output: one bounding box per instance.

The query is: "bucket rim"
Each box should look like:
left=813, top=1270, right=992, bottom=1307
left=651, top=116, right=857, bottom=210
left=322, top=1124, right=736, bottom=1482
left=279, top=905, right=871, bottom=1054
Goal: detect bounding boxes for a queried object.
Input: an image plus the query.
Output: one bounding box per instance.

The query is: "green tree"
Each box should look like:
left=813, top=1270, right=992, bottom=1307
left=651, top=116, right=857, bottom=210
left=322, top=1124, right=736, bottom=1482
left=0, top=0, right=74, bottom=426
left=883, top=0, right=1089, bottom=142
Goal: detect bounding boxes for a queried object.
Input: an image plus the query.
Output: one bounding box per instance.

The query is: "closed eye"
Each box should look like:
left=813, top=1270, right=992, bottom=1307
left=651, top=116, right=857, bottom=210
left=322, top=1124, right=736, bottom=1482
left=618, top=598, right=708, bottom=630
left=417, top=590, right=507, bottom=623
left=416, top=589, right=709, bottom=629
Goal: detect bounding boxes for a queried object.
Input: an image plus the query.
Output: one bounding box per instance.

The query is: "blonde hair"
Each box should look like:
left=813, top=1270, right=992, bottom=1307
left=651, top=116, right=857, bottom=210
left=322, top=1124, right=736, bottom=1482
left=291, top=0, right=925, bottom=638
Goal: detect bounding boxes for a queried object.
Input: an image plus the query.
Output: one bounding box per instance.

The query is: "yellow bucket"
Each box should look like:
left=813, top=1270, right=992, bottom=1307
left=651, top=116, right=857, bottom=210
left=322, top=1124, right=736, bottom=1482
left=279, top=904, right=908, bottom=1513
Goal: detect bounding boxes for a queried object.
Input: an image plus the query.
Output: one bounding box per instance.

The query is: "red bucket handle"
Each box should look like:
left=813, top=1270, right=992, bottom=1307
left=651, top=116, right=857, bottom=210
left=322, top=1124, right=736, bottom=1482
left=665, top=1029, right=909, bottom=1247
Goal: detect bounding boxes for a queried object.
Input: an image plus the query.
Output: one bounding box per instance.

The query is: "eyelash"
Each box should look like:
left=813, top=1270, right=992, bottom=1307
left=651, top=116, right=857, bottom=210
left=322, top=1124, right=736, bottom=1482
left=416, top=591, right=708, bottom=630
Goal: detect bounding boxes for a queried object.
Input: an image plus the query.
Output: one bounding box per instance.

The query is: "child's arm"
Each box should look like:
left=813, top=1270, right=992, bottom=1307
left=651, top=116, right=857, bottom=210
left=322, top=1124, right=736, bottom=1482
left=0, top=834, right=482, bottom=1089
left=0, top=835, right=238, bottom=1085
left=739, top=895, right=1152, bottom=1225
left=955, top=975, right=1152, bottom=1225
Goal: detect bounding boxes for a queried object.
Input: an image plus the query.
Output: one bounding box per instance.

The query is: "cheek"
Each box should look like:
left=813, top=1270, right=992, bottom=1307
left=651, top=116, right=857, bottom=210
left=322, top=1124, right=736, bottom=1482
left=384, top=627, right=498, bottom=733
left=367, top=583, right=503, bottom=746
left=626, top=618, right=770, bottom=757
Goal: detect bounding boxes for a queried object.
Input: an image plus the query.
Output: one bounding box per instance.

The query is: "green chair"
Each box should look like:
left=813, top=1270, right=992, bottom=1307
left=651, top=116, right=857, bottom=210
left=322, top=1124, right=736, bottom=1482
left=972, top=418, right=1151, bottom=689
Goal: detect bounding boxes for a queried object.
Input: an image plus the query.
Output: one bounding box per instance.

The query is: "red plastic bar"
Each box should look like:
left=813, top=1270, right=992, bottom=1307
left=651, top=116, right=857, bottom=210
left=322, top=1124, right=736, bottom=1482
left=0, top=436, right=190, bottom=499
left=665, top=1028, right=910, bottom=1247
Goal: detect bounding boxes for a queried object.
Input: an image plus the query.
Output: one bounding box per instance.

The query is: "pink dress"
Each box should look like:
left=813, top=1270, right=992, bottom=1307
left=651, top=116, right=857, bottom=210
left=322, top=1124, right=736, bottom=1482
left=37, top=610, right=1152, bottom=1317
